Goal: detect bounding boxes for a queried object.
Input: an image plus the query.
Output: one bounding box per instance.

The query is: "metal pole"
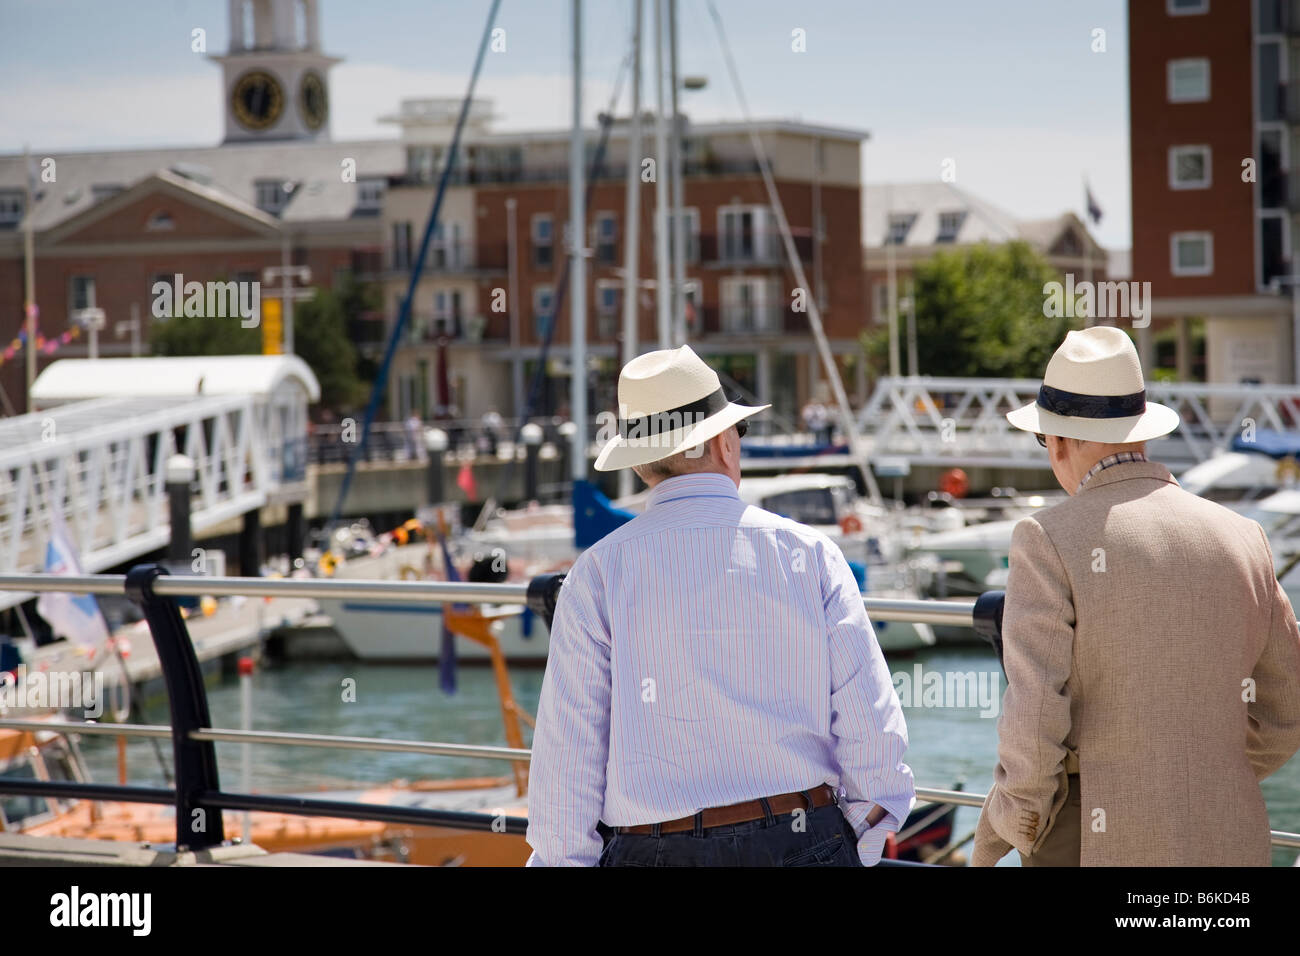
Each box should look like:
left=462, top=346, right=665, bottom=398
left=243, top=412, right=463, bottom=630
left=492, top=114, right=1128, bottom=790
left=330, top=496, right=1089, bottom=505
left=668, top=0, right=687, bottom=347
left=506, top=197, right=523, bottom=415
left=886, top=188, right=900, bottom=378
left=570, top=0, right=588, bottom=484
left=652, top=0, right=671, bottom=348
left=281, top=230, right=294, bottom=355
left=130, top=301, right=141, bottom=357
left=23, top=145, right=36, bottom=413
left=619, top=0, right=644, bottom=499
left=1293, top=251, right=1300, bottom=385
left=906, top=281, right=918, bottom=378
left=239, top=656, right=253, bottom=843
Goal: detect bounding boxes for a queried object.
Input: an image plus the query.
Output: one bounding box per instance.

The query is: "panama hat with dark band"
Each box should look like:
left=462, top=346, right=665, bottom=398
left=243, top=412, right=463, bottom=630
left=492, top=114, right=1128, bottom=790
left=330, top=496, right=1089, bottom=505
left=1006, top=326, right=1179, bottom=444
left=595, top=345, right=768, bottom=471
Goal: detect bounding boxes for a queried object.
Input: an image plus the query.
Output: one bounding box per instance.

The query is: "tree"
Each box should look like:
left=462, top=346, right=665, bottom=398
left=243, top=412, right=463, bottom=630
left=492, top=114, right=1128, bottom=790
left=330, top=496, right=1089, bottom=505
left=293, top=281, right=370, bottom=411
left=149, top=275, right=374, bottom=414
left=862, top=241, right=1080, bottom=379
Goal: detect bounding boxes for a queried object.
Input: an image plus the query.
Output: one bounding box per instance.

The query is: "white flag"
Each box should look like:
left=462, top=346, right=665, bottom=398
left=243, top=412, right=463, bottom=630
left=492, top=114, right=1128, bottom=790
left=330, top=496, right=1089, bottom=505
left=35, top=518, right=110, bottom=650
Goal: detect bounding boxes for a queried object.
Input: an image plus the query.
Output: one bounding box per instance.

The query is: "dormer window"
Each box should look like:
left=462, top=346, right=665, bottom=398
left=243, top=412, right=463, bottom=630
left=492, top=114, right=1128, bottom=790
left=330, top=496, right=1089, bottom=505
left=356, top=178, right=386, bottom=213
left=0, top=191, right=23, bottom=227
left=92, top=184, right=124, bottom=203
left=885, top=213, right=916, bottom=245
left=256, top=179, right=292, bottom=215
left=936, top=211, right=966, bottom=243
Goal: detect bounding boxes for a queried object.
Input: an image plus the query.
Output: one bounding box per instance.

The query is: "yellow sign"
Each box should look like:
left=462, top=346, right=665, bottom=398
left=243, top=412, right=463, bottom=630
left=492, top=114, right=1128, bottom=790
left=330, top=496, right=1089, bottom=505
left=262, top=297, right=283, bottom=355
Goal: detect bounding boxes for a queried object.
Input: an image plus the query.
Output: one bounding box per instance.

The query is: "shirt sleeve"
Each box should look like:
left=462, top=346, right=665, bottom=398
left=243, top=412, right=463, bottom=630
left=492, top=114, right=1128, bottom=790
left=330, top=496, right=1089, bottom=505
left=973, top=515, right=1074, bottom=865
left=822, top=542, right=915, bottom=865
left=524, top=559, right=613, bottom=866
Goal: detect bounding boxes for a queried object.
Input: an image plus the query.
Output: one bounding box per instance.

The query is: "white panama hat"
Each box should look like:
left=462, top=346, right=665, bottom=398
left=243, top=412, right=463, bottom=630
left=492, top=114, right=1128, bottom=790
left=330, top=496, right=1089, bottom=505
left=594, top=344, right=769, bottom=472
left=1006, top=326, right=1180, bottom=443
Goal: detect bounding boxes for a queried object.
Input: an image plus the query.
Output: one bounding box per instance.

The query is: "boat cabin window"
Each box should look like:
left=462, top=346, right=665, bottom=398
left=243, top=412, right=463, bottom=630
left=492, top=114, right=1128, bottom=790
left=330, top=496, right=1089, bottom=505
left=0, top=763, right=49, bottom=828
left=761, top=487, right=839, bottom=526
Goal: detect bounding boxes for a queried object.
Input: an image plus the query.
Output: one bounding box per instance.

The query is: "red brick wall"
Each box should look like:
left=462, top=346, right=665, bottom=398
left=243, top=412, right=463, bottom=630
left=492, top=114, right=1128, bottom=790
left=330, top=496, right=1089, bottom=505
left=1128, top=0, right=1255, bottom=297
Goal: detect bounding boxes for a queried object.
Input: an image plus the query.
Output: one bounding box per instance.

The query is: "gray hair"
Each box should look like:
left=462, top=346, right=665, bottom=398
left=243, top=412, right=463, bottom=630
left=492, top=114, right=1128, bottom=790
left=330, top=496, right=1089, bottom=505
left=631, top=441, right=715, bottom=483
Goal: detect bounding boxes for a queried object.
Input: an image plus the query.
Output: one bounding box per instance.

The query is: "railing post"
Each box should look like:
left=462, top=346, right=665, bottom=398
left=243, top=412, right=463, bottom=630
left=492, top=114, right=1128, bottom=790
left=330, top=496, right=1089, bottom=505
left=125, top=563, right=226, bottom=850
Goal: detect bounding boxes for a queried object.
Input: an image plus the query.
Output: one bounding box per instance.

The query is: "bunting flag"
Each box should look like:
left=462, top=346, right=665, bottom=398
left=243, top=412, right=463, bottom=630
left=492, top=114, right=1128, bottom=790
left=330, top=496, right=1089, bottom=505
left=1, top=324, right=80, bottom=367
left=456, top=461, right=477, bottom=499
left=36, top=514, right=111, bottom=652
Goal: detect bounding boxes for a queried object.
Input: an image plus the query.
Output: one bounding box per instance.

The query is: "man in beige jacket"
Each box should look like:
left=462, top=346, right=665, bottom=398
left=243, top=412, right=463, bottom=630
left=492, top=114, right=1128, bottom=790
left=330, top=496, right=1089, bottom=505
left=973, top=327, right=1300, bottom=866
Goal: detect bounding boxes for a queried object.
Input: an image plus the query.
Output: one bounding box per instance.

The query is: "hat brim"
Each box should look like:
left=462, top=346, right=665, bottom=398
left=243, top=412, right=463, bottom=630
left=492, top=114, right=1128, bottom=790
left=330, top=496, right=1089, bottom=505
left=594, top=402, right=770, bottom=471
left=1006, top=399, right=1180, bottom=444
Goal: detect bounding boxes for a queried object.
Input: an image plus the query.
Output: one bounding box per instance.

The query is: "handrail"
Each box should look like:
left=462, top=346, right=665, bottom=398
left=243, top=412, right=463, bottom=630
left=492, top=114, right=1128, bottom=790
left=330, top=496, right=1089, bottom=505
left=3, top=716, right=1297, bottom=851
left=0, top=573, right=978, bottom=625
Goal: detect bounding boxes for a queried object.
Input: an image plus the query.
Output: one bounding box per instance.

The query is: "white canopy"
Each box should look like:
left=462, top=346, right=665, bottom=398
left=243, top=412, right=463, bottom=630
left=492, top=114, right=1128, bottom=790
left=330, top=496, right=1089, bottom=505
left=31, top=355, right=321, bottom=405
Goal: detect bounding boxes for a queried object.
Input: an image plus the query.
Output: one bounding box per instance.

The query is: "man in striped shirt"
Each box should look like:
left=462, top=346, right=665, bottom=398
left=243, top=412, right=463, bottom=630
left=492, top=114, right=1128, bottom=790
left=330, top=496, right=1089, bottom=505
left=525, top=345, right=914, bottom=866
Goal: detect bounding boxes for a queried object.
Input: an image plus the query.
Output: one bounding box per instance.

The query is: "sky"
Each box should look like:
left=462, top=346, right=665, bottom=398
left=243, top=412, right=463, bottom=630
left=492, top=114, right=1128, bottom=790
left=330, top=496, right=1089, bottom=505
left=0, top=0, right=1131, bottom=249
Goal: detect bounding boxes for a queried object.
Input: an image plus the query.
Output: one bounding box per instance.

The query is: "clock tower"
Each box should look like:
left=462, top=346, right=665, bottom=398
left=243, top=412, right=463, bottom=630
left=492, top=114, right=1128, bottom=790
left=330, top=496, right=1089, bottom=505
left=212, top=0, right=340, bottom=143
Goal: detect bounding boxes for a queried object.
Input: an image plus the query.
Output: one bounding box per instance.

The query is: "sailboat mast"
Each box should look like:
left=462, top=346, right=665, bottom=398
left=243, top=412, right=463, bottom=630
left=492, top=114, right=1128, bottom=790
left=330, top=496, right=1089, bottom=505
left=618, top=0, right=644, bottom=498
left=668, top=0, right=687, bottom=347
left=570, top=0, right=588, bottom=485
left=652, top=0, right=671, bottom=348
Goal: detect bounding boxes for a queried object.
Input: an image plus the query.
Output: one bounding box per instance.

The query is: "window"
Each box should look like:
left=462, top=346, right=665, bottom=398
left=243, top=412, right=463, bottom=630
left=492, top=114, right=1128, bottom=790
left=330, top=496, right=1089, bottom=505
left=1167, top=0, right=1208, bottom=13
left=1171, top=232, right=1213, bottom=276
left=69, top=275, right=96, bottom=314
left=532, top=214, right=554, bottom=269
left=1260, top=217, right=1286, bottom=288
left=533, top=284, right=555, bottom=338
left=1169, top=146, right=1212, bottom=189
left=1257, top=40, right=1282, bottom=122
left=885, top=212, right=916, bottom=245
left=433, top=289, right=463, bottom=337
left=146, top=209, right=174, bottom=231
left=595, top=281, right=620, bottom=317
left=594, top=212, right=617, bottom=265
left=1168, top=58, right=1210, bottom=103
left=719, top=206, right=771, bottom=262
left=356, top=178, right=385, bottom=213
left=720, top=276, right=780, bottom=333
left=392, top=221, right=413, bottom=270
left=1258, top=0, right=1284, bottom=33
left=936, top=211, right=966, bottom=243
left=91, top=184, right=123, bottom=203
left=1259, top=130, right=1285, bottom=209
left=0, top=190, right=24, bottom=226
left=255, top=179, right=291, bottom=215
left=660, top=207, right=700, bottom=264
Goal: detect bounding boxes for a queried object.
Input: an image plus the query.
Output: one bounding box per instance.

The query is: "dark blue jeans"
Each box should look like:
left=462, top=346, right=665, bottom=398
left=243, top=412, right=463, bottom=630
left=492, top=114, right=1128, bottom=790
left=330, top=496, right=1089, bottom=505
left=599, top=801, right=863, bottom=867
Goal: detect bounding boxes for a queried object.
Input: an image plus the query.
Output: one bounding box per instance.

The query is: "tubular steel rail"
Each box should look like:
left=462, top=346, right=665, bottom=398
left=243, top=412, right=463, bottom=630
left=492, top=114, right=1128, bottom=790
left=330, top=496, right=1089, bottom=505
left=1, top=567, right=1297, bottom=858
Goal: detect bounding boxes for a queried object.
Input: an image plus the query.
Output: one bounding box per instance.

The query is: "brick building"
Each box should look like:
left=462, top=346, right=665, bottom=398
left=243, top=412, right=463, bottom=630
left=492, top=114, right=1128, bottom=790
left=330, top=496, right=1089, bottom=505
left=1128, top=0, right=1292, bottom=384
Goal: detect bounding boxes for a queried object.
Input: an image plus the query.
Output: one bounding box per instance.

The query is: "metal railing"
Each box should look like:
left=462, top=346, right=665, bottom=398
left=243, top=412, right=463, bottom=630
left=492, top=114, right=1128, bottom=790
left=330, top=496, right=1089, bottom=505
left=1, top=569, right=1296, bottom=860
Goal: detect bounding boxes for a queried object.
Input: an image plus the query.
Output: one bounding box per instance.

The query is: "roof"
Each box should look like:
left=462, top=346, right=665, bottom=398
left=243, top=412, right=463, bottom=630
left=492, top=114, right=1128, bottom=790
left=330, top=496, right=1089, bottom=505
left=30, top=355, right=321, bottom=404
left=862, top=182, right=1102, bottom=256
left=0, top=139, right=405, bottom=232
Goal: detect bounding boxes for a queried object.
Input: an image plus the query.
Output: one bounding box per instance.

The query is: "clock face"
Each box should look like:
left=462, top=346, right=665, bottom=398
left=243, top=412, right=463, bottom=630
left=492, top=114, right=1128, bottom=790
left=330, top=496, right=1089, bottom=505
left=299, top=71, right=328, bottom=130
left=231, top=70, right=284, bottom=131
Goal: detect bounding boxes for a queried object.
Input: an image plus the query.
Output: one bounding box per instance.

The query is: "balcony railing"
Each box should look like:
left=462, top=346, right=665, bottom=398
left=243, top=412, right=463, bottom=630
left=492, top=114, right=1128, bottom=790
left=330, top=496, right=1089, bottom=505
left=715, top=304, right=791, bottom=336
left=389, top=240, right=508, bottom=275
left=699, top=232, right=812, bottom=267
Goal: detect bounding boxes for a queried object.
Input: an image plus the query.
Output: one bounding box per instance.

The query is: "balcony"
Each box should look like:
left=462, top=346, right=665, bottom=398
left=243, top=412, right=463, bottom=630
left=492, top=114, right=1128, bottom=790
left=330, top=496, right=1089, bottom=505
left=699, top=232, right=812, bottom=267
left=713, top=304, right=790, bottom=336
left=388, top=240, right=508, bottom=276
left=399, top=311, right=506, bottom=345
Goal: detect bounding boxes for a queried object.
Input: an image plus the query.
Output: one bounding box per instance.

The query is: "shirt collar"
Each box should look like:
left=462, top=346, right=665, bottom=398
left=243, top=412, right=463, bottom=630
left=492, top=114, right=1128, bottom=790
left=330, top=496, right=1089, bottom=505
left=1074, top=451, right=1148, bottom=495
left=645, top=472, right=741, bottom=510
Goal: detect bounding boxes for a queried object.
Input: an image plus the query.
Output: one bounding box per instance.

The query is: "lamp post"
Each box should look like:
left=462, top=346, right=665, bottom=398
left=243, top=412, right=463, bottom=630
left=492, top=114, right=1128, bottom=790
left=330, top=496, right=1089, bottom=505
left=71, top=307, right=107, bottom=360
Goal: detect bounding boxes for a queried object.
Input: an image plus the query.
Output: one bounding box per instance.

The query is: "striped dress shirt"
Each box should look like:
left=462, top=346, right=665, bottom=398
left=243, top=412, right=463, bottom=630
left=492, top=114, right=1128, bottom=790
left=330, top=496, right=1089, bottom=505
left=524, top=472, right=914, bottom=866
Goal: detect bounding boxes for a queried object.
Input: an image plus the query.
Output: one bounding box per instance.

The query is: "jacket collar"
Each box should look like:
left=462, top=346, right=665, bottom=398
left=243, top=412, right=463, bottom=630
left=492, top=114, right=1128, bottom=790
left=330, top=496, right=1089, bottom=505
left=645, top=472, right=740, bottom=510
left=1075, top=458, right=1179, bottom=496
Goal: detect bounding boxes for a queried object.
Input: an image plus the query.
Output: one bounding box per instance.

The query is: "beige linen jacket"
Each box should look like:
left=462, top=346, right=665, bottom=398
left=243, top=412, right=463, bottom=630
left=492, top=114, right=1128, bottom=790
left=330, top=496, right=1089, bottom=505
left=972, top=460, right=1300, bottom=866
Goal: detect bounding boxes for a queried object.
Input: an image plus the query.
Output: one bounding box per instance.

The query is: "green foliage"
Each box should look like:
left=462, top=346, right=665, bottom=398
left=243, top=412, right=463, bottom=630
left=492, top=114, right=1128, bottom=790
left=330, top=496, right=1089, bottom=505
left=292, top=278, right=373, bottom=411
left=149, top=274, right=377, bottom=413
left=861, top=241, right=1080, bottom=379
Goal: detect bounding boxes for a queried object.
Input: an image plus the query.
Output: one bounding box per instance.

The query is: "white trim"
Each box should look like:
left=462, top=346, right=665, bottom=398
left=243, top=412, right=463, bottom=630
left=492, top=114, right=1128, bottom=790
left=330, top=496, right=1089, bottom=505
left=1167, top=58, right=1211, bottom=103
left=1168, top=145, right=1212, bottom=189
left=1171, top=231, right=1214, bottom=276
left=717, top=204, right=771, bottom=262
left=1166, top=0, right=1208, bottom=15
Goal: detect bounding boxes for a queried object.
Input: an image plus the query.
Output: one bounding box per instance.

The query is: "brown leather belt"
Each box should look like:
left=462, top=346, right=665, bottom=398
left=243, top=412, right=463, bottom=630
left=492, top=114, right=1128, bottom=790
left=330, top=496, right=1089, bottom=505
left=615, top=784, right=837, bottom=835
